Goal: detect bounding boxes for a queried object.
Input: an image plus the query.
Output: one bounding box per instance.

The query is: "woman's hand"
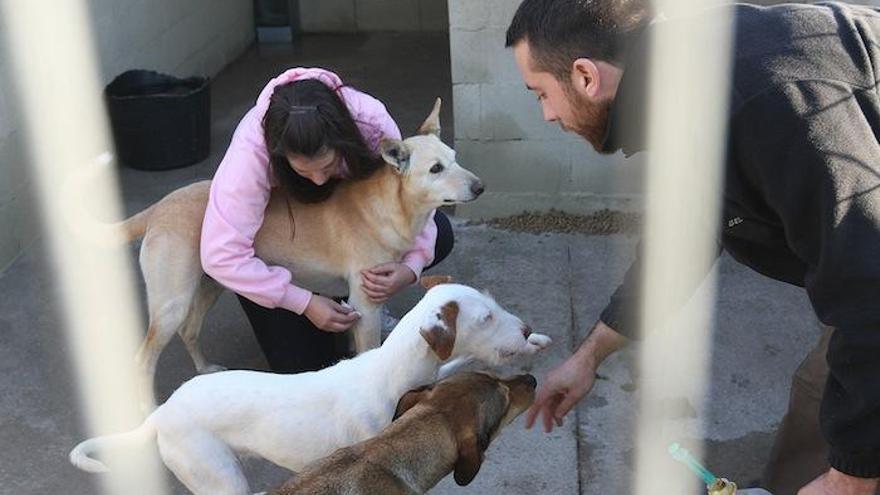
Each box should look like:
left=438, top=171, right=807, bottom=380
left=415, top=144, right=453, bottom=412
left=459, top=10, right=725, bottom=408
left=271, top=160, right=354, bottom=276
left=303, top=295, right=361, bottom=332
left=360, top=262, right=417, bottom=303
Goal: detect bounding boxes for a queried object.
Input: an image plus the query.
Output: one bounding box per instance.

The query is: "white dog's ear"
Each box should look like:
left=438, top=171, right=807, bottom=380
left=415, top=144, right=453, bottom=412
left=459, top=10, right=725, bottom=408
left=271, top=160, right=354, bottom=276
left=419, top=301, right=459, bottom=361
left=417, top=98, right=442, bottom=137
left=420, top=275, right=453, bottom=290
left=380, top=138, right=411, bottom=172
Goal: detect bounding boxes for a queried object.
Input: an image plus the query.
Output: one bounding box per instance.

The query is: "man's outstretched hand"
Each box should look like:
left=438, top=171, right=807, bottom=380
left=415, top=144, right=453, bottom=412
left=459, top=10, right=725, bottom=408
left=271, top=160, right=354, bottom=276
left=526, top=321, right=628, bottom=433
left=525, top=352, right=597, bottom=432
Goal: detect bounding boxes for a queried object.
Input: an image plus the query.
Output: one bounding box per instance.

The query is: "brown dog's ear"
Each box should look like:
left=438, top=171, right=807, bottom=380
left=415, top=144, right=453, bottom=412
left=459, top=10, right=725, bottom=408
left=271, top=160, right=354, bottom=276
left=380, top=138, right=411, bottom=172
left=453, top=430, right=490, bottom=486
left=420, top=275, right=453, bottom=290
left=417, top=98, right=442, bottom=137
left=392, top=385, right=432, bottom=420
left=419, top=301, right=459, bottom=361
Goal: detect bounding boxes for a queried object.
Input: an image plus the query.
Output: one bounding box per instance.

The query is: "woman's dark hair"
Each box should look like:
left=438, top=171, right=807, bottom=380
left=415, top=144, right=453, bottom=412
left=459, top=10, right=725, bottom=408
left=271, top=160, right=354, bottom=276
left=505, top=0, right=653, bottom=79
left=262, top=79, right=383, bottom=203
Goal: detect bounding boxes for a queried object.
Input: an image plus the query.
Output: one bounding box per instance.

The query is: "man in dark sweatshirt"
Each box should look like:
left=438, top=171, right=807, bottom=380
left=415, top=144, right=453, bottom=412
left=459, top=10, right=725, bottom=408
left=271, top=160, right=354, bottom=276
left=506, top=0, right=880, bottom=493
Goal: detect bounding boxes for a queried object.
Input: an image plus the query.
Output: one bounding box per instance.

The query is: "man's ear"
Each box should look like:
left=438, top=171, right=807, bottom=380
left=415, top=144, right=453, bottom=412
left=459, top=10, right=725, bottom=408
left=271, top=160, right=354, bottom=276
left=417, top=97, right=442, bottom=137
left=571, top=57, right=601, bottom=99
left=419, top=301, right=459, bottom=361
left=392, top=384, right=433, bottom=420
left=453, top=429, right=490, bottom=486
left=380, top=139, right=411, bottom=172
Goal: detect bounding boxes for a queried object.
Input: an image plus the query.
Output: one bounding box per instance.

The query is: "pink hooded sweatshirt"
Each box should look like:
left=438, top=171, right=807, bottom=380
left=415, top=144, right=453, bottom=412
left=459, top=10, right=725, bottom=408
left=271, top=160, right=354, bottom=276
left=200, top=68, right=437, bottom=315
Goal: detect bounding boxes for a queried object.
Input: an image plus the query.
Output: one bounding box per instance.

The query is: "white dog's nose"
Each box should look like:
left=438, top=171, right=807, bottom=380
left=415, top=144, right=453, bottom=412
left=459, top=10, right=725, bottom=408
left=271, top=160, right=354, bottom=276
left=521, top=325, right=532, bottom=339
left=470, top=180, right=485, bottom=197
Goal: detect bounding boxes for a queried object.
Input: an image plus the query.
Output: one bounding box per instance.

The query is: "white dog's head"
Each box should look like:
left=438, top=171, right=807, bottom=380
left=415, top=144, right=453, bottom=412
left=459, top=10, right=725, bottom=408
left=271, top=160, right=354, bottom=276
left=379, top=99, right=484, bottom=207
left=414, top=284, right=552, bottom=365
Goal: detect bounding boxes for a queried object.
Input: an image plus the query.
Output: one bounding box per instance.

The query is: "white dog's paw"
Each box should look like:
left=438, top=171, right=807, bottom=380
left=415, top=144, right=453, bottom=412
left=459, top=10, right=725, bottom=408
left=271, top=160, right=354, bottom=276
left=198, top=364, right=228, bottom=374
left=527, top=333, right=552, bottom=350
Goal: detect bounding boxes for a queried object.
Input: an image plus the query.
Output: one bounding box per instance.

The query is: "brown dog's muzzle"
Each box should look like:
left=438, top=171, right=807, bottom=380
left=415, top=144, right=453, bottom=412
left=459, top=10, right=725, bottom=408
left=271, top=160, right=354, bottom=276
left=505, top=373, right=538, bottom=411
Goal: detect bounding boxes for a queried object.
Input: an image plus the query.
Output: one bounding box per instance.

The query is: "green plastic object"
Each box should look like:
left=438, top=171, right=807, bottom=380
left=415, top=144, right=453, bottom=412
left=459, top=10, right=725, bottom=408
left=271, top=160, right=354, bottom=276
left=668, top=443, right=718, bottom=485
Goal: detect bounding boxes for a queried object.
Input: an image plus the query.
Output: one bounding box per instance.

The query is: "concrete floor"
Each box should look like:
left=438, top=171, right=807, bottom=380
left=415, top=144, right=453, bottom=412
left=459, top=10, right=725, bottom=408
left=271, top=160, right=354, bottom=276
left=0, top=33, right=817, bottom=494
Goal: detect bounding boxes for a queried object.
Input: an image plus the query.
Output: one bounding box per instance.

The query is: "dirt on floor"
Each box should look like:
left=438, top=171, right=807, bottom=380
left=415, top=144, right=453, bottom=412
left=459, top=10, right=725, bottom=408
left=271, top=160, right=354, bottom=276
left=472, top=209, right=642, bottom=235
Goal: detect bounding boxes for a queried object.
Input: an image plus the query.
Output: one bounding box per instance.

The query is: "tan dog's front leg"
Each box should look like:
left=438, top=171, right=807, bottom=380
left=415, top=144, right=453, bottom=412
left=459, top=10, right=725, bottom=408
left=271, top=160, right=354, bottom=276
left=346, top=283, right=382, bottom=353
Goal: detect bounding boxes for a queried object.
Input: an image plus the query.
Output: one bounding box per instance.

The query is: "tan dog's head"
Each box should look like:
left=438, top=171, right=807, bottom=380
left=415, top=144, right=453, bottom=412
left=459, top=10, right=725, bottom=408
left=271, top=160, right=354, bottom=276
left=379, top=99, right=484, bottom=207
left=413, top=283, right=552, bottom=365
left=393, top=372, right=537, bottom=486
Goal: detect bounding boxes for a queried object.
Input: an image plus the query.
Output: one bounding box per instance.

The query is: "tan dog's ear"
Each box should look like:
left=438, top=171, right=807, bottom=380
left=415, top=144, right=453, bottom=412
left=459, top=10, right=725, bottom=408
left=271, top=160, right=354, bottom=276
left=380, top=139, right=411, bottom=172
left=392, top=384, right=433, bottom=420
left=420, top=275, right=453, bottom=289
left=417, top=98, right=442, bottom=137
left=453, top=430, right=490, bottom=486
left=419, top=301, right=459, bottom=360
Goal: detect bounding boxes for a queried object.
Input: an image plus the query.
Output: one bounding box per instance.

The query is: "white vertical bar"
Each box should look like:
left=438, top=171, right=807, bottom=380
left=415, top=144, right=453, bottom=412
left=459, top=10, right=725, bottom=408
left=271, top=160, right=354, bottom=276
left=0, top=1, right=167, bottom=493
left=633, top=4, right=734, bottom=494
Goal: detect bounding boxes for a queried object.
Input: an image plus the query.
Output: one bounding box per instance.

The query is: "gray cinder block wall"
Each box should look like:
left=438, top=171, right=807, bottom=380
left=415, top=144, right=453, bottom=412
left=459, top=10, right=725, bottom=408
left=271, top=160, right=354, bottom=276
left=0, top=0, right=254, bottom=272
left=298, top=0, right=448, bottom=32
left=449, top=0, right=644, bottom=219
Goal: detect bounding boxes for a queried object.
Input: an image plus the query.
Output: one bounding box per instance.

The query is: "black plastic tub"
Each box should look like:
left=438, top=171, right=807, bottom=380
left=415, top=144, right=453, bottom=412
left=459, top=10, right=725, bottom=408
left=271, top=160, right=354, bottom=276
left=105, top=70, right=211, bottom=171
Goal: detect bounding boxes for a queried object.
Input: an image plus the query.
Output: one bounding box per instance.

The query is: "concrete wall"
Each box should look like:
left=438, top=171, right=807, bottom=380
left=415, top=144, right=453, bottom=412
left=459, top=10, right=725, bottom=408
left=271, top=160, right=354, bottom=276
left=449, top=0, right=644, bottom=219
left=0, top=0, right=254, bottom=272
left=299, top=0, right=448, bottom=32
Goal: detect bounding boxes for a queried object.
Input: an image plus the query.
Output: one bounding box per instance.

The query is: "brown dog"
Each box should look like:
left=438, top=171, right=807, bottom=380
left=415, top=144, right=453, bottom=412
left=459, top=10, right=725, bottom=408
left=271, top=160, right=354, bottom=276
left=271, top=372, right=537, bottom=495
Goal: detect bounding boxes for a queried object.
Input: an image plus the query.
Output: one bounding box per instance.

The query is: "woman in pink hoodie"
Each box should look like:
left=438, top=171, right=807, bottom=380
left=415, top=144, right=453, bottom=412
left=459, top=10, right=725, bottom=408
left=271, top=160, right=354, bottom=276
left=200, top=68, right=453, bottom=373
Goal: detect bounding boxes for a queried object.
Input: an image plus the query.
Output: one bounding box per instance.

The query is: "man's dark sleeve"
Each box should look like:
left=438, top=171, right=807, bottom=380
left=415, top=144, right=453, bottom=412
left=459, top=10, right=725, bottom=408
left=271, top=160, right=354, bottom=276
left=599, top=240, right=721, bottom=339
left=732, top=81, right=880, bottom=477
left=599, top=242, right=643, bottom=338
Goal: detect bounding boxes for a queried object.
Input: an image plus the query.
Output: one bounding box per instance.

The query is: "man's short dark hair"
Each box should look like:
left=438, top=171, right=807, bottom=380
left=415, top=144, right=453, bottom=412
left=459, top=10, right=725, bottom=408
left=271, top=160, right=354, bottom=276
left=505, top=0, right=653, bottom=79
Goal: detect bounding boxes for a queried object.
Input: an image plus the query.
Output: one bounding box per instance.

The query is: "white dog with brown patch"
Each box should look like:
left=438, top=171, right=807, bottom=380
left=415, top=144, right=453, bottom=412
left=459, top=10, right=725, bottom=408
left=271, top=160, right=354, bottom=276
left=101, top=99, right=483, bottom=399
left=70, top=282, right=552, bottom=495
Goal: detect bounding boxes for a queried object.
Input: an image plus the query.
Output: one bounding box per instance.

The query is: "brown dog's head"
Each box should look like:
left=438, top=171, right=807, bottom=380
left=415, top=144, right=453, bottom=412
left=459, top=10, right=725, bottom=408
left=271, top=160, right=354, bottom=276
left=393, top=372, right=537, bottom=486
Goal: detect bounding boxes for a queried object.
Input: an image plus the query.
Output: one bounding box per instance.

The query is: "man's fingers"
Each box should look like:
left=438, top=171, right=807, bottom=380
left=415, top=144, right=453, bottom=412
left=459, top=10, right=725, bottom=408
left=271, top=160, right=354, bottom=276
left=553, top=393, right=581, bottom=423
left=542, top=395, right=563, bottom=433
left=525, top=403, right=542, bottom=429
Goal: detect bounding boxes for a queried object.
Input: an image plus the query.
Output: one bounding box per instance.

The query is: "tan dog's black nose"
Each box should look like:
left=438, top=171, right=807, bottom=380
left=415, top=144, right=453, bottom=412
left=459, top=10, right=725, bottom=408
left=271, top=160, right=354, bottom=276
left=521, top=374, right=537, bottom=389
left=470, top=180, right=485, bottom=197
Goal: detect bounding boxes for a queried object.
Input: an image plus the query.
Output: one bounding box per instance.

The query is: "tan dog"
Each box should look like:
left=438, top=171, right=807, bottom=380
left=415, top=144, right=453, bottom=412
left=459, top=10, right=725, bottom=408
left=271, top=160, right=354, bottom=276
left=271, top=372, right=537, bottom=495
left=103, top=100, right=483, bottom=400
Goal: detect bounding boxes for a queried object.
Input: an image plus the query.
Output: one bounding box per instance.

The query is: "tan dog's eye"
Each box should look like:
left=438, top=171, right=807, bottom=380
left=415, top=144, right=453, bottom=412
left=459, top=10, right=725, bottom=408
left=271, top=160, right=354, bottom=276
left=430, top=163, right=444, bottom=174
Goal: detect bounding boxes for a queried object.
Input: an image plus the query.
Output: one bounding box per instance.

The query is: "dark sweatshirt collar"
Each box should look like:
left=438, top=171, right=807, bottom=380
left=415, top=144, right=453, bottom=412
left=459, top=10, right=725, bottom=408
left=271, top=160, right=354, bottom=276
left=600, top=27, right=651, bottom=157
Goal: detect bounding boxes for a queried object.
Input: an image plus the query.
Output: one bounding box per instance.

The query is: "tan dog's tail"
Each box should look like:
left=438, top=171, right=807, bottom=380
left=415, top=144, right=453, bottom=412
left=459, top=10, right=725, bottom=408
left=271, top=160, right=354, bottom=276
left=112, top=204, right=154, bottom=243
left=61, top=152, right=153, bottom=246
left=69, top=420, right=156, bottom=473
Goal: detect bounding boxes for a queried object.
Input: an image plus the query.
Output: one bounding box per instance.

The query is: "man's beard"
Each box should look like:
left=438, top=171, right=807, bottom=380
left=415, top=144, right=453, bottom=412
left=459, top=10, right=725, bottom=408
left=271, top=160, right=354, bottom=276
left=563, top=86, right=613, bottom=154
